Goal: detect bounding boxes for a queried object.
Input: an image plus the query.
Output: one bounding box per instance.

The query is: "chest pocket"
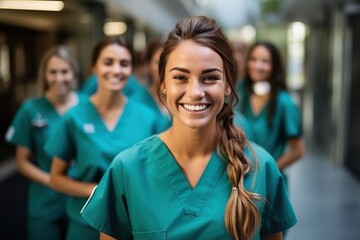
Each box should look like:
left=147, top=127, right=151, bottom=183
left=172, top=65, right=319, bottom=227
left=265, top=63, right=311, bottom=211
left=132, top=231, right=167, bottom=240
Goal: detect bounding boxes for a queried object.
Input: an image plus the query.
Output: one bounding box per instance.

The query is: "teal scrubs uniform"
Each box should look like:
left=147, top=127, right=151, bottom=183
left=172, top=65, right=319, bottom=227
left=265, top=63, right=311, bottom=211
left=45, top=98, right=158, bottom=240
left=233, top=110, right=257, bottom=142
left=240, top=91, right=302, bottom=161
left=81, top=135, right=297, bottom=240
left=5, top=94, right=85, bottom=240
left=132, top=89, right=171, bottom=133
left=80, top=74, right=148, bottom=98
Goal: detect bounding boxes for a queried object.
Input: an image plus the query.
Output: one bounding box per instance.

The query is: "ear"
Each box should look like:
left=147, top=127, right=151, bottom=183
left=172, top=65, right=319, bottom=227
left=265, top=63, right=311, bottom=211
left=160, top=83, right=167, bottom=94
left=225, top=87, right=231, bottom=96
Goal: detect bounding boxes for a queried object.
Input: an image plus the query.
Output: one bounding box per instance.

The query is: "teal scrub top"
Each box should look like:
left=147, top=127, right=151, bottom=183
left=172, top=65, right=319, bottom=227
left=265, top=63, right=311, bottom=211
left=5, top=94, right=85, bottom=219
left=132, top=89, right=171, bottom=133
left=45, top=98, right=158, bottom=225
left=233, top=110, right=257, bottom=142
left=80, top=74, right=148, bottom=98
left=81, top=135, right=297, bottom=240
left=240, top=91, right=302, bottom=160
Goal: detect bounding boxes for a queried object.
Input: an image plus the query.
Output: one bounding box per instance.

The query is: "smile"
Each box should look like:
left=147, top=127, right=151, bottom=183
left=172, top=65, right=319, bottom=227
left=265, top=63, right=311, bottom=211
left=182, top=104, right=209, bottom=111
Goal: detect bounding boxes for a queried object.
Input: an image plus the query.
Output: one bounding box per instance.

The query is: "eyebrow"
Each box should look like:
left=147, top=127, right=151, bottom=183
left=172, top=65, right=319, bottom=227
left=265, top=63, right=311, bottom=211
left=170, top=67, right=222, bottom=74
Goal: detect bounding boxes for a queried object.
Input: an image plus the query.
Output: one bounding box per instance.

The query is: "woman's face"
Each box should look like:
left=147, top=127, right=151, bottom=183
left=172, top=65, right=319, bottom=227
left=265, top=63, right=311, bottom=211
left=93, top=44, right=132, bottom=92
left=45, top=55, right=75, bottom=96
left=247, top=45, right=272, bottom=82
left=162, top=40, right=229, bottom=130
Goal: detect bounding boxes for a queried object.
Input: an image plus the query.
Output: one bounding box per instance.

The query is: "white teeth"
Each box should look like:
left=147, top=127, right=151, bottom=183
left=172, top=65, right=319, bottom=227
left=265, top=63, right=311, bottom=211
left=183, top=104, right=208, bottom=111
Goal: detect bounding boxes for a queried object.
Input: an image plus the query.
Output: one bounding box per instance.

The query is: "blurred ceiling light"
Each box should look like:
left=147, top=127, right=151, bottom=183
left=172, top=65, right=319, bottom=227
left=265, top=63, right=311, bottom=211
left=288, top=22, right=306, bottom=42
left=195, top=0, right=209, bottom=7
left=240, top=25, right=257, bottom=43
left=104, top=22, right=127, bottom=36
left=0, top=1, right=64, bottom=11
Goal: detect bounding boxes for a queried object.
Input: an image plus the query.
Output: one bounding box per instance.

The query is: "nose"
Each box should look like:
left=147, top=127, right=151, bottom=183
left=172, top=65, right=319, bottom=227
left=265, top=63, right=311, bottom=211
left=54, top=72, right=64, bottom=82
left=187, top=79, right=205, bottom=99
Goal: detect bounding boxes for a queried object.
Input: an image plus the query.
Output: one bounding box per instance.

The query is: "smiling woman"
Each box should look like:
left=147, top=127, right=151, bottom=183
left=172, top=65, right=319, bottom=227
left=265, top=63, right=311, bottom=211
left=5, top=45, right=83, bottom=240
left=44, top=36, right=159, bottom=240
left=80, top=16, right=297, bottom=240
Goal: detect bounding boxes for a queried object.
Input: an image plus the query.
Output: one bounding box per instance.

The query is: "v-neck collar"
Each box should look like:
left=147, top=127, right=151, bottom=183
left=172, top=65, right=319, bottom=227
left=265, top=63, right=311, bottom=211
left=42, top=96, right=61, bottom=117
left=87, top=98, right=129, bottom=133
left=152, top=136, right=227, bottom=216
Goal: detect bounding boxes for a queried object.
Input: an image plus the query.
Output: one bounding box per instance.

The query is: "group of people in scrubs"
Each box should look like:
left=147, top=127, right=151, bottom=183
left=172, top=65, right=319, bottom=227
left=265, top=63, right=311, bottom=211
left=6, top=14, right=303, bottom=240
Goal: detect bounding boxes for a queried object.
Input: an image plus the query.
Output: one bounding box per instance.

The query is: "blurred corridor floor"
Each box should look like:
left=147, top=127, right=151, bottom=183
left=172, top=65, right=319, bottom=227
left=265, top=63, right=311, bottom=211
left=286, top=148, right=360, bottom=240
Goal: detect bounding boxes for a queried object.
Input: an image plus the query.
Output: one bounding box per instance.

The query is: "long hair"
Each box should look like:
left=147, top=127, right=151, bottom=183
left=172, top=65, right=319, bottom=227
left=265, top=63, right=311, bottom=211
left=157, top=16, right=262, bottom=240
left=243, top=41, right=287, bottom=125
left=37, top=45, right=79, bottom=93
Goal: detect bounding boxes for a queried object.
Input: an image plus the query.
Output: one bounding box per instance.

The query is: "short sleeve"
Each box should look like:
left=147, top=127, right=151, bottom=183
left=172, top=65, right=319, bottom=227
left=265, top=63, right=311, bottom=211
left=44, top=114, right=75, bottom=161
left=281, top=93, right=302, bottom=138
left=260, top=159, right=297, bottom=235
left=81, top=155, right=132, bottom=239
left=5, top=102, right=33, bottom=149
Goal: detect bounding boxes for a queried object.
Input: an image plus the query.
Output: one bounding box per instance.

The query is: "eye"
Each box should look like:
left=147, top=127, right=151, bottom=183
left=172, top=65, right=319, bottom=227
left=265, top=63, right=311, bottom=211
left=61, top=69, right=69, bottom=74
left=173, top=75, right=187, bottom=81
left=103, top=59, right=113, bottom=66
left=120, top=60, right=131, bottom=67
left=49, top=70, right=57, bottom=75
left=202, top=74, right=221, bottom=82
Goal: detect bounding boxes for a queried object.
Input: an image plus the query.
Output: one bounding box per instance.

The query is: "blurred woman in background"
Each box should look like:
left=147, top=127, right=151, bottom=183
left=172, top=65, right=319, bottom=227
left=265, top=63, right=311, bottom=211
left=45, top=36, right=158, bottom=240
left=5, top=45, right=83, bottom=240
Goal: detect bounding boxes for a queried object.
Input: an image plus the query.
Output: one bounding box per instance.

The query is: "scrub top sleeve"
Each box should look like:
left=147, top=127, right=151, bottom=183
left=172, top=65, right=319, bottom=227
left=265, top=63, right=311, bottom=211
left=260, top=159, right=297, bottom=235
left=81, top=155, right=132, bottom=240
left=5, top=102, right=33, bottom=148
left=44, top=115, right=75, bottom=161
left=282, top=95, right=302, bottom=138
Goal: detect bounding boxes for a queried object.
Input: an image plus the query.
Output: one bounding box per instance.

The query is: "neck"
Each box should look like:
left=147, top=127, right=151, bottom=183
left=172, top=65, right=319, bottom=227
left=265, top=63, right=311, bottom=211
left=91, top=90, right=126, bottom=111
left=45, top=91, right=73, bottom=105
left=162, top=124, right=217, bottom=160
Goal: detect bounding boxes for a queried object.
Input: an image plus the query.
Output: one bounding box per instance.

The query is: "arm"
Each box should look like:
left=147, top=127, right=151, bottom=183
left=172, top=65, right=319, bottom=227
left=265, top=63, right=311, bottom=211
left=15, top=146, right=51, bottom=187
left=261, top=232, right=283, bottom=240
left=50, top=157, right=97, bottom=197
left=100, top=232, right=117, bottom=240
left=277, top=138, right=304, bottom=171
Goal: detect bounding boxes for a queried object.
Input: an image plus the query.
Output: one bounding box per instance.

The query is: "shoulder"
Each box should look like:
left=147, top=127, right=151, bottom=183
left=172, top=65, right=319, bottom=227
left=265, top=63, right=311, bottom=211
left=244, top=141, right=274, bottom=165
left=277, top=91, right=297, bottom=106
left=127, top=98, right=157, bottom=119
left=244, top=141, right=282, bottom=177
left=76, top=91, right=89, bottom=102
left=21, top=97, right=43, bottom=108
left=62, top=99, right=91, bottom=123
left=112, top=135, right=159, bottom=168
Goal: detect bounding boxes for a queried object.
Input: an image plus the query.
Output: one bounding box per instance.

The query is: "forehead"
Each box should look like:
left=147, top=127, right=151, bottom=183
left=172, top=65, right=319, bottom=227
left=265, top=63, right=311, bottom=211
left=46, top=55, right=71, bottom=69
left=251, top=45, right=271, bottom=59
left=166, top=40, right=223, bottom=70
left=99, top=44, right=131, bottom=59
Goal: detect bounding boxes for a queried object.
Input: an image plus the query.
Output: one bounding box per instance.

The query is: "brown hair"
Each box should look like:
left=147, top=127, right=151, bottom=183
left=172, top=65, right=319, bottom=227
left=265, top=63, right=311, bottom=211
left=91, top=35, right=134, bottom=67
left=157, top=16, right=262, bottom=240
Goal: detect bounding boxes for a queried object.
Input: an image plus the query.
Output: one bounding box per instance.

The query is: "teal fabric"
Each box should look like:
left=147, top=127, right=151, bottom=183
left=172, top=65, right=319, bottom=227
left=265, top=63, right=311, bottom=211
left=240, top=91, right=302, bottom=160
left=132, top=89, right=171, bottom=133
left=81, top=135, right=297, bottom=240
left=5, top=94, right=85, bottom=238
left=66, top=220, right=99, bottom=240
left=45, top=98, right=158, bottom=238
left=80, top=74, right=148, bottom=98
left=233, top=110, right=257, bottom=142
left=28, top=217, right=67, bottom=240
